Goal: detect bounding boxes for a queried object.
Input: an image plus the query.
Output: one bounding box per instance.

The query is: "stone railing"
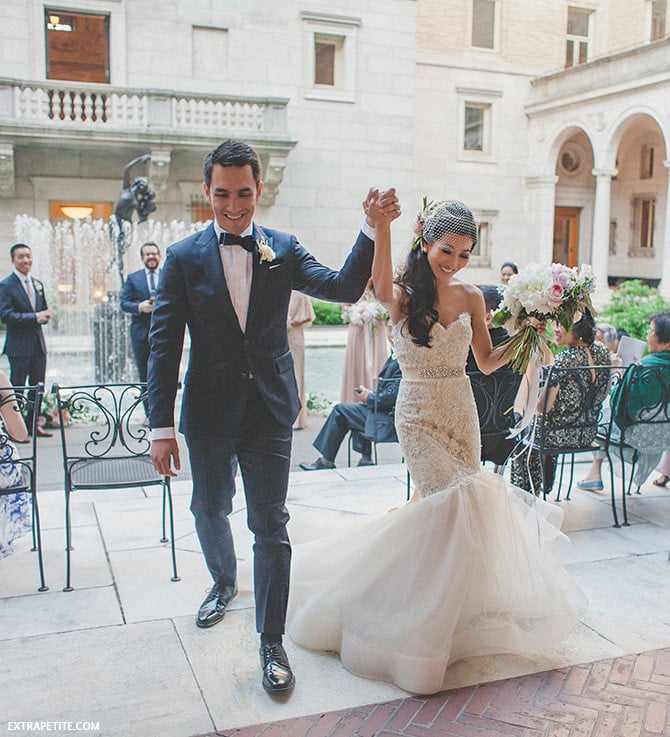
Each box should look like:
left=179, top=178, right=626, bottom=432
left=0, top=78, right=289, bottom=136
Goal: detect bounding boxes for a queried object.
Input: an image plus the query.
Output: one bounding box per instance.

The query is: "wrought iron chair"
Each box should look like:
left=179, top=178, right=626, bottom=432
left=52, top=382, right=180, bottom=591
left=515, top=364, right=612, bottom=500
left=601, top=363, right=670, bottom=527
left=0, top=382, right=47, bottom=591
left=467, top=367, right=523, bottom=473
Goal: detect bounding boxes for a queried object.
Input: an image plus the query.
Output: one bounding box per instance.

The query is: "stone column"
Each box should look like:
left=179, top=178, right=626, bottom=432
left=524, top=175, right=558, bottom=264
left=660, top=161, right=670, bottom=299
left=591, top=168, right=616, bottom=301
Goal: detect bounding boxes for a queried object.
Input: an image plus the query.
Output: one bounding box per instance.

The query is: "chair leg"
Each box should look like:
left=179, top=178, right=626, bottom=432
left=620, top=453, right=630, bottom=526
left=565, top=454, right=576, bottom=501
left=164, top=483, right=180, bottom=582
left=607, top=451, right=620, bottom=528
left=63, top=490, right=74, bottom=592
left=31, top=493, right=48, bottom=592
left=160, top=486, right=168, bottom=543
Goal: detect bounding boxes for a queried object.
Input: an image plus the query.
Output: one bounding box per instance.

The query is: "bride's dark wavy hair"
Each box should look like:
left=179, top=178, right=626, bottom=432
left=395, top=200, right=478, bottom=347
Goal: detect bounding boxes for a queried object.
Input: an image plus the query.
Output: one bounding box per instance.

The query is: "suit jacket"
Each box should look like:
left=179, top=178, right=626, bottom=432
left=363, top=356, right=402, bottom=442
left=148, top=222, right=374, bottom=436
left=0, top=273, right=48, bottom=357
left=121, top=268, right=156, bottom=345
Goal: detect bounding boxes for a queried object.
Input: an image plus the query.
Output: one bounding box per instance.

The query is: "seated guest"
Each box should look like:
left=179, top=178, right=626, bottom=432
left=580, top=312, right=670, bottom=491
left=301, top=326, right=400, bottom=469
left=511, top=312, right=611, bottom=494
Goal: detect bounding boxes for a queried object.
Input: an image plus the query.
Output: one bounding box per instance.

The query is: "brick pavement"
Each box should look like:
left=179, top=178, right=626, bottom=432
left=200, top=648, right=670, bottom=737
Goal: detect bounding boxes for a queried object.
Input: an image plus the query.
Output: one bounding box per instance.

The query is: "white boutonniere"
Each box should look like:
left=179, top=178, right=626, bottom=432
left=35, top=281, right=44, bottom=294
left=257, top=237, right=275, bottom=264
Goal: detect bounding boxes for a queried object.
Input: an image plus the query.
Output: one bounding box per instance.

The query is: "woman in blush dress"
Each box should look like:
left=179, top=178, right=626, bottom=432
left=339, top=280, right=389, bottom=403
left=287, top=291, right=315, bottom=430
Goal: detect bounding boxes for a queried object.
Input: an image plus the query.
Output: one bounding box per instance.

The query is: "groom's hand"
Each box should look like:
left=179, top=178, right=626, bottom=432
left=151, top=438, right=181, bottom=477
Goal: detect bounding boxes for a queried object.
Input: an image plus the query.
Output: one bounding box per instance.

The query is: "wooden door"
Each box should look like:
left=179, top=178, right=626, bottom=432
left=553, top=207, right=580, bottom=266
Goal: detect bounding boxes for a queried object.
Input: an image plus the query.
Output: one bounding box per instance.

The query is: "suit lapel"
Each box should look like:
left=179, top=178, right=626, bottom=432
left=198, top=224, right=241, bottom=333
left=12, top=273, right=33, bottom=310
left=246, top=225, right=273, bottom=333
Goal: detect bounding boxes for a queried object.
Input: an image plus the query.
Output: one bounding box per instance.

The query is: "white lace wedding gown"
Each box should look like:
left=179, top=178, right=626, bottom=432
left=287, top=314, right=587, bottom=694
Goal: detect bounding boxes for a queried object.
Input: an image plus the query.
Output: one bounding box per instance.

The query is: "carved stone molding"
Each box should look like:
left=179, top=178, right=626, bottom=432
left=0, top=143, right=15, bottom=198
left=149, top=149, right=172, bottom=201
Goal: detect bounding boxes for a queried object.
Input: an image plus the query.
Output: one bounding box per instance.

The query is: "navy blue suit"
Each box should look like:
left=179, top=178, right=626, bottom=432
left=313, top=356, right=401, bottom=462
left=121, top=268, right=158, bottom=383
left=0, top=272, right=48, bottom=425
left=148, top=222, right=373, bottom=635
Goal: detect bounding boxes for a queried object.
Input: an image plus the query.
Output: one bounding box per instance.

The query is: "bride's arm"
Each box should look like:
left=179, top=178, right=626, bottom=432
left=469, top=291, right=509, bottom=375
left=367, top=189, right=403, bottom=323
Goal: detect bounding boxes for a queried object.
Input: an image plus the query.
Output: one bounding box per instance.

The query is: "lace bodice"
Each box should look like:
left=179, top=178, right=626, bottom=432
left=392, top=313, right=472, bottom=374
left=392, top=313, right=480, bottom=494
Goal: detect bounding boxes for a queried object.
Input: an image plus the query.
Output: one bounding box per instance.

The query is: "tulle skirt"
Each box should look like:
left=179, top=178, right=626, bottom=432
left=287, top=469, right=586, bottom=694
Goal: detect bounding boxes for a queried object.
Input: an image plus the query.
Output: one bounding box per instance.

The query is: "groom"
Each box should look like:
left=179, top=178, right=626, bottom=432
left=148, top=139, right=399, bottom=693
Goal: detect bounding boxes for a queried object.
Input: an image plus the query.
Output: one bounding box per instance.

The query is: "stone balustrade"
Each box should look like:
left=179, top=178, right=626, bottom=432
left=0, top=78, right=289, bottom=136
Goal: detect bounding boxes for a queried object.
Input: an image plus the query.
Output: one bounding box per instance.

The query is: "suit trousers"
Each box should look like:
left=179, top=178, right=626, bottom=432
left=131, top=336, right=150, bottom=416
left=313, top=402, right=371, bottom=463
left=186, top=379, right=292, bottom=635
left=8, top=351, right=47, bottom=428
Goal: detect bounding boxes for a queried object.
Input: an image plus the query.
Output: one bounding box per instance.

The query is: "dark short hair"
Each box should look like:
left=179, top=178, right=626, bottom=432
left=203, top=140, right=262, bottom=187
left=479, top=284, right=503, bottom=313
left=10, top=243, right=31, bottom=259
left=500, top=261, right=518, bottom=274
left=650, top=311, right=670, bottom=344
left=140, top=242, right=160, bottom=256
left=572, top=311, right=596, bottom=344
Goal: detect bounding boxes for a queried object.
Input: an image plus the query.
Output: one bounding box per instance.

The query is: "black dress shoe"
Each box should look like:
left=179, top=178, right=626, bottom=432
left=299, top=457, right=335, bottom=471
left=357, top=455, right=375, bottom=467
left=260, top=642, right=295, bottom=693
left=195, top=583, right=237, bottom=628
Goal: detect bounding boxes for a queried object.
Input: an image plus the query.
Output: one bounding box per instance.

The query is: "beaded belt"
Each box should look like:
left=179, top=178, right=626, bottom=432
left=402, top=366, right=465, bottom=380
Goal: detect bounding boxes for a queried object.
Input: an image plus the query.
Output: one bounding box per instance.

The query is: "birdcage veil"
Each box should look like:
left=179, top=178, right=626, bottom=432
left=412, top=199, right=478, bottom=251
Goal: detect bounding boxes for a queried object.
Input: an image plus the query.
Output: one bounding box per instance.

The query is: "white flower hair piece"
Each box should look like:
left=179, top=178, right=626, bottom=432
left=411, top=196, right=434, bottom=251
left=258, top=237, right=275, bottom=264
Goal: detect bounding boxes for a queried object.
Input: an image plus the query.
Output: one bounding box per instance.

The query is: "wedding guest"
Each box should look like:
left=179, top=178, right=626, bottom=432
left=339, top=280, right=388, bottom=403
left=0, top=244, right=53, bottom=436
left=652, top=451, right=670, bottom=487
left=511, top=312, right=611, bottom=494
left=499, top=261, right=518, bottom=285
left=287, top=291, right=315, bottom=430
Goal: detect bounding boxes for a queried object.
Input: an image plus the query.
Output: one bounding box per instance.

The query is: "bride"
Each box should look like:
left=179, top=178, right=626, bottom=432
left=287, top=194, right=586, bottom=694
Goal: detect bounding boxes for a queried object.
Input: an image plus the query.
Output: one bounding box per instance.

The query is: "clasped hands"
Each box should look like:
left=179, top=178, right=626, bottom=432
left=364, top=187, right=401, bottom=227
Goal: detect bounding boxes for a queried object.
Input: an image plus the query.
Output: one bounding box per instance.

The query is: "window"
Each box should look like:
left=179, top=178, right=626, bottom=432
left=640, top=145, right=655, bottom=179
left=631, top=197, right=656, bottom=254
left=565, top=7, right=591, bottom=67
left=302, top=12, right=360, bottom=103
left=464, top=104, right=489, bottom=152
left=314, top=35, right=341, bottom=86
left=193, top=26, right=228, bottom=80
left=469, top=210, right=497, bottom=266
left=45, top=9, right=110, bottom=83
left=471, top=0, right=496, bottom=49
left=651, top=0, right=667, bottom=40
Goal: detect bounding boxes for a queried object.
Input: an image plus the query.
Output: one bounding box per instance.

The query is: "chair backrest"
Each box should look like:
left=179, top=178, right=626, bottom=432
left=536, top=363, right=612, bottom=451
left=53, top=382, right=150, bottom=461
left=609, top=362, right=670, bottom=453
left=468, top=368, right=522, bottom=465
left=0, top=383, right=43, bottom=494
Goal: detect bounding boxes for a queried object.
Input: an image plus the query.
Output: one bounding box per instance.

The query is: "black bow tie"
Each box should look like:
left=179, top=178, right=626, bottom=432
left=219, top=233, right=256, bottom=252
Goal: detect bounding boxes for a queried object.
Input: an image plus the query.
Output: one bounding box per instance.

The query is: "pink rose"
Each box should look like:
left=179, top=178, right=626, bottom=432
left=547, top=283, right=565, bottom=307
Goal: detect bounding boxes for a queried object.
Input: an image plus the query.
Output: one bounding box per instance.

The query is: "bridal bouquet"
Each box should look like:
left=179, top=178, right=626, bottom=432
left=342, top=300, right=388, bottom=327
left=492, top=262, right=596, bottom=373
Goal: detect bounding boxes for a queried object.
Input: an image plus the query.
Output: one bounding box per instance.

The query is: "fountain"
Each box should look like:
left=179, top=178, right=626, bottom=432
left=13, top=214, right=203, bottom=384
